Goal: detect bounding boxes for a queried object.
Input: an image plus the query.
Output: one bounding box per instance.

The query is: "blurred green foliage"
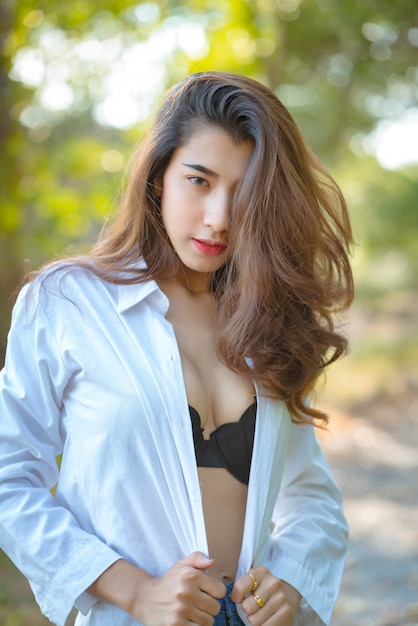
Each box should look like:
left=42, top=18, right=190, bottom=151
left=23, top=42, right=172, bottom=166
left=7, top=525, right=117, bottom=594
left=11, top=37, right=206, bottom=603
left=1, top=0, right=418, bottom=364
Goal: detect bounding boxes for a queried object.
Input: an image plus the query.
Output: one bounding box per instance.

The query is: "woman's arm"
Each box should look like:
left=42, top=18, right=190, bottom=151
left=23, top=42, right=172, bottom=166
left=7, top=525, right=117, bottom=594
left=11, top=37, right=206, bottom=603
left=264, top=421, right=348, bottom=625
left=0, top=283, right=122, bottom=625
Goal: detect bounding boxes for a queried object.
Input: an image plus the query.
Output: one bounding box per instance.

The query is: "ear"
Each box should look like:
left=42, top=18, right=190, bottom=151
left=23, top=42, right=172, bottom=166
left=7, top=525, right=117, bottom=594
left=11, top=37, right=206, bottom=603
left=153, top=179, right=163, bottom=198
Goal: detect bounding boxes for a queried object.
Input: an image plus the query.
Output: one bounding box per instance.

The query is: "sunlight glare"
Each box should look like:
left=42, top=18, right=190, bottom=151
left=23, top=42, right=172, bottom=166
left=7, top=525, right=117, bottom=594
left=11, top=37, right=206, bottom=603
left=131, top=2, right=160, bottom=24
left=95, top=96, right=143, bottom=129
left=10, top=48, right=45, bottom=86
left=372, top=111, right=418, bottom=169
left=177, top=24, right=208, bottom=57
left=40, top=82, right=74, bottom=110
left=93, top=44, right=166, bottom=128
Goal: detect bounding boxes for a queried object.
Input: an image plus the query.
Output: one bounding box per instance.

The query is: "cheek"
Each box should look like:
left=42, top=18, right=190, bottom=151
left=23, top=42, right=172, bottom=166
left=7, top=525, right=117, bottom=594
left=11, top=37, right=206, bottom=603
left=162, top=190, right=195, bottom=230
left=161, top=198, right=185, bottom=243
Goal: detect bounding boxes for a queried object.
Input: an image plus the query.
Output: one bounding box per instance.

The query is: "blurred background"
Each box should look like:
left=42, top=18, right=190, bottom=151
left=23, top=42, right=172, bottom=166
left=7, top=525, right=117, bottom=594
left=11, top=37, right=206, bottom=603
left=0, top=1, right=417, bottom=624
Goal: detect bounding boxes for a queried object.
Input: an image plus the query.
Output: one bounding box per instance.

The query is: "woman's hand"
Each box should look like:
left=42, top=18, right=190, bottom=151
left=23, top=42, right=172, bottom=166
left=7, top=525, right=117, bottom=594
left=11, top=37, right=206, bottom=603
left=132, top=552, right=226, bottom=626
left=88, top=552, right=226, bottom=626
left=230, top=566, right=301, bottom=626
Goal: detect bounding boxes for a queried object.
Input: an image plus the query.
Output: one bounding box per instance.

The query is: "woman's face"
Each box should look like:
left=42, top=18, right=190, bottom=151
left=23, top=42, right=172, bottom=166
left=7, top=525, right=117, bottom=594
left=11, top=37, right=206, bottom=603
left=159, top=125, right=253, bottom=290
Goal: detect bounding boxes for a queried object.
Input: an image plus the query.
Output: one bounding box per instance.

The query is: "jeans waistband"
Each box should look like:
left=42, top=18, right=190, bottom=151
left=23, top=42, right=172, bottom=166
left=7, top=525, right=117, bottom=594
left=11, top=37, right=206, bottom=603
left=214, top=582, right=245, bottom=626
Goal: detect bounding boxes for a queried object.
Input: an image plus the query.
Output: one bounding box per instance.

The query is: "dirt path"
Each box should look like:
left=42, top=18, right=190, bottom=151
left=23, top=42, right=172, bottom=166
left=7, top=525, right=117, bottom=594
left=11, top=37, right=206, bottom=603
left=318, top=291, right=418, bottom=626
left=320, top=388, right=418, bottom=626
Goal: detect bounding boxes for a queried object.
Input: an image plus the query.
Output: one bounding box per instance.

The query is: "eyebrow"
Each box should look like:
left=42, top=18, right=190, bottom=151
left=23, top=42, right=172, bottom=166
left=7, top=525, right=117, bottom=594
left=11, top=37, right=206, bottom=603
left=181, top=163, right=218, bottom=177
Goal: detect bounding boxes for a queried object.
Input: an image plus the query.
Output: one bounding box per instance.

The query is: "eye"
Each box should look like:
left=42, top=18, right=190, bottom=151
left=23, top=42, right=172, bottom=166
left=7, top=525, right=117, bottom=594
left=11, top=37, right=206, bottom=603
left=188, top=176, right=209, bottom=187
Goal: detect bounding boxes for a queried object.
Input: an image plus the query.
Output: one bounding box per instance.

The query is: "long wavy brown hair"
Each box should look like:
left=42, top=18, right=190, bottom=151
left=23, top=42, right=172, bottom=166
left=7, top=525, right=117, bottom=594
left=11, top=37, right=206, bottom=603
left=34, top=72, right=354, bottom=425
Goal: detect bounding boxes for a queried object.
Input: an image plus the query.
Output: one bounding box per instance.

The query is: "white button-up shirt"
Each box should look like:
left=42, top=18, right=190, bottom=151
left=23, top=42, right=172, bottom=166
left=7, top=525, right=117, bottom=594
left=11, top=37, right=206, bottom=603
left=0, top=265, right=348, bottom=626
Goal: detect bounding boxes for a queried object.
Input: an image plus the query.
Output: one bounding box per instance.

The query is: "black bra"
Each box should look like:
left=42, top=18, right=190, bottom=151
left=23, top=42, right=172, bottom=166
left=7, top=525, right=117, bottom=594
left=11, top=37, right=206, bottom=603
left=189, top=401, right=256, bottom=485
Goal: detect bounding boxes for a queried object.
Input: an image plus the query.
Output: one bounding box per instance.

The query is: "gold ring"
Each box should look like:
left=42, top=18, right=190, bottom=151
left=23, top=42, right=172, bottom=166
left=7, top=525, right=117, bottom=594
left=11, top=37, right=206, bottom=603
left=253, top=593, right=266, bottom=609
left=248, top=572, right=258, bottom=592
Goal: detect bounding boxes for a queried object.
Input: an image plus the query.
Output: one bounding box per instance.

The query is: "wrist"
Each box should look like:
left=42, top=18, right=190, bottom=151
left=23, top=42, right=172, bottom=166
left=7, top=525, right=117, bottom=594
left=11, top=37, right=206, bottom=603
left=88, top=559, right=154, bottom=617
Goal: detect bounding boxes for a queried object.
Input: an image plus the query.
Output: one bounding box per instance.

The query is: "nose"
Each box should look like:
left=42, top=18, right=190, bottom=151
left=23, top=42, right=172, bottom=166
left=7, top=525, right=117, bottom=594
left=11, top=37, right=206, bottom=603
left=203, top=191, right=231, bottom=233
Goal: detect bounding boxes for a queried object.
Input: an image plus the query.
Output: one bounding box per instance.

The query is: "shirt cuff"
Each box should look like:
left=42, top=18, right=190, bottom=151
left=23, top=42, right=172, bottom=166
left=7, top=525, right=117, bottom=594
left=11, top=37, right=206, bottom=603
left=294, top=598, right=327, bottom=626
left=41, top=541, right=122, bottom=626
left=265, top=553, right=337, bottom=626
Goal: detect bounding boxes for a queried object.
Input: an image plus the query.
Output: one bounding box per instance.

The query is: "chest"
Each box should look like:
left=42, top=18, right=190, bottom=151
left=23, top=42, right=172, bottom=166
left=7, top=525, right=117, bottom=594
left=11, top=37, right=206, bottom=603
left=164, top=298, right=254, bottom=434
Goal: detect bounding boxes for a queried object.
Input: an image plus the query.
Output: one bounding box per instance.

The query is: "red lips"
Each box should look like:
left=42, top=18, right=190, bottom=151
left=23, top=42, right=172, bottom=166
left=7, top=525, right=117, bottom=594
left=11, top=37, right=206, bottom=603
left=192, top=238, right=228, bottom=256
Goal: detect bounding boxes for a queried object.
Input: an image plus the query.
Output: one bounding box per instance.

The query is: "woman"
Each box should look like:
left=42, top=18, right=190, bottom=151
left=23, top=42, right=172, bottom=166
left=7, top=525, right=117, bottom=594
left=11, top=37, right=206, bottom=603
left=0, top=72, right=353, bottom=626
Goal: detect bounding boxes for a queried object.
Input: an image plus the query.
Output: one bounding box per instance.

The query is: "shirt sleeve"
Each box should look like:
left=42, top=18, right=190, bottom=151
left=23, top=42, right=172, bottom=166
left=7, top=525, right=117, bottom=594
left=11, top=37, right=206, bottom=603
left=265, top=421, right=348, bottom=626
left=0, top=281, right=121, bottom=626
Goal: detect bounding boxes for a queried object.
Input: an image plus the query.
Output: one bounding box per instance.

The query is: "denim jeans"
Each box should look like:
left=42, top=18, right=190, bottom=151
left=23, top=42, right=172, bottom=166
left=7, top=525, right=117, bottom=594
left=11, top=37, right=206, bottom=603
left=213, top=582, right=245, bottom=626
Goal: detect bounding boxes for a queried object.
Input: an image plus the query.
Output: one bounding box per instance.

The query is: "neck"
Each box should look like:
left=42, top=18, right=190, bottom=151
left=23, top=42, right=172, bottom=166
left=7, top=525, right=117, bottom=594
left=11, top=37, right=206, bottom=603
left=177, top=279, right=209, bottom=296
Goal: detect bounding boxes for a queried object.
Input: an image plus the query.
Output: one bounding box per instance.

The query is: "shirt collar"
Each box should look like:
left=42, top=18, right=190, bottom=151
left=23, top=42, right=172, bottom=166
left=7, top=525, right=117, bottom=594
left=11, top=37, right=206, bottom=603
left=117, top=277, right=169, bottom=315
